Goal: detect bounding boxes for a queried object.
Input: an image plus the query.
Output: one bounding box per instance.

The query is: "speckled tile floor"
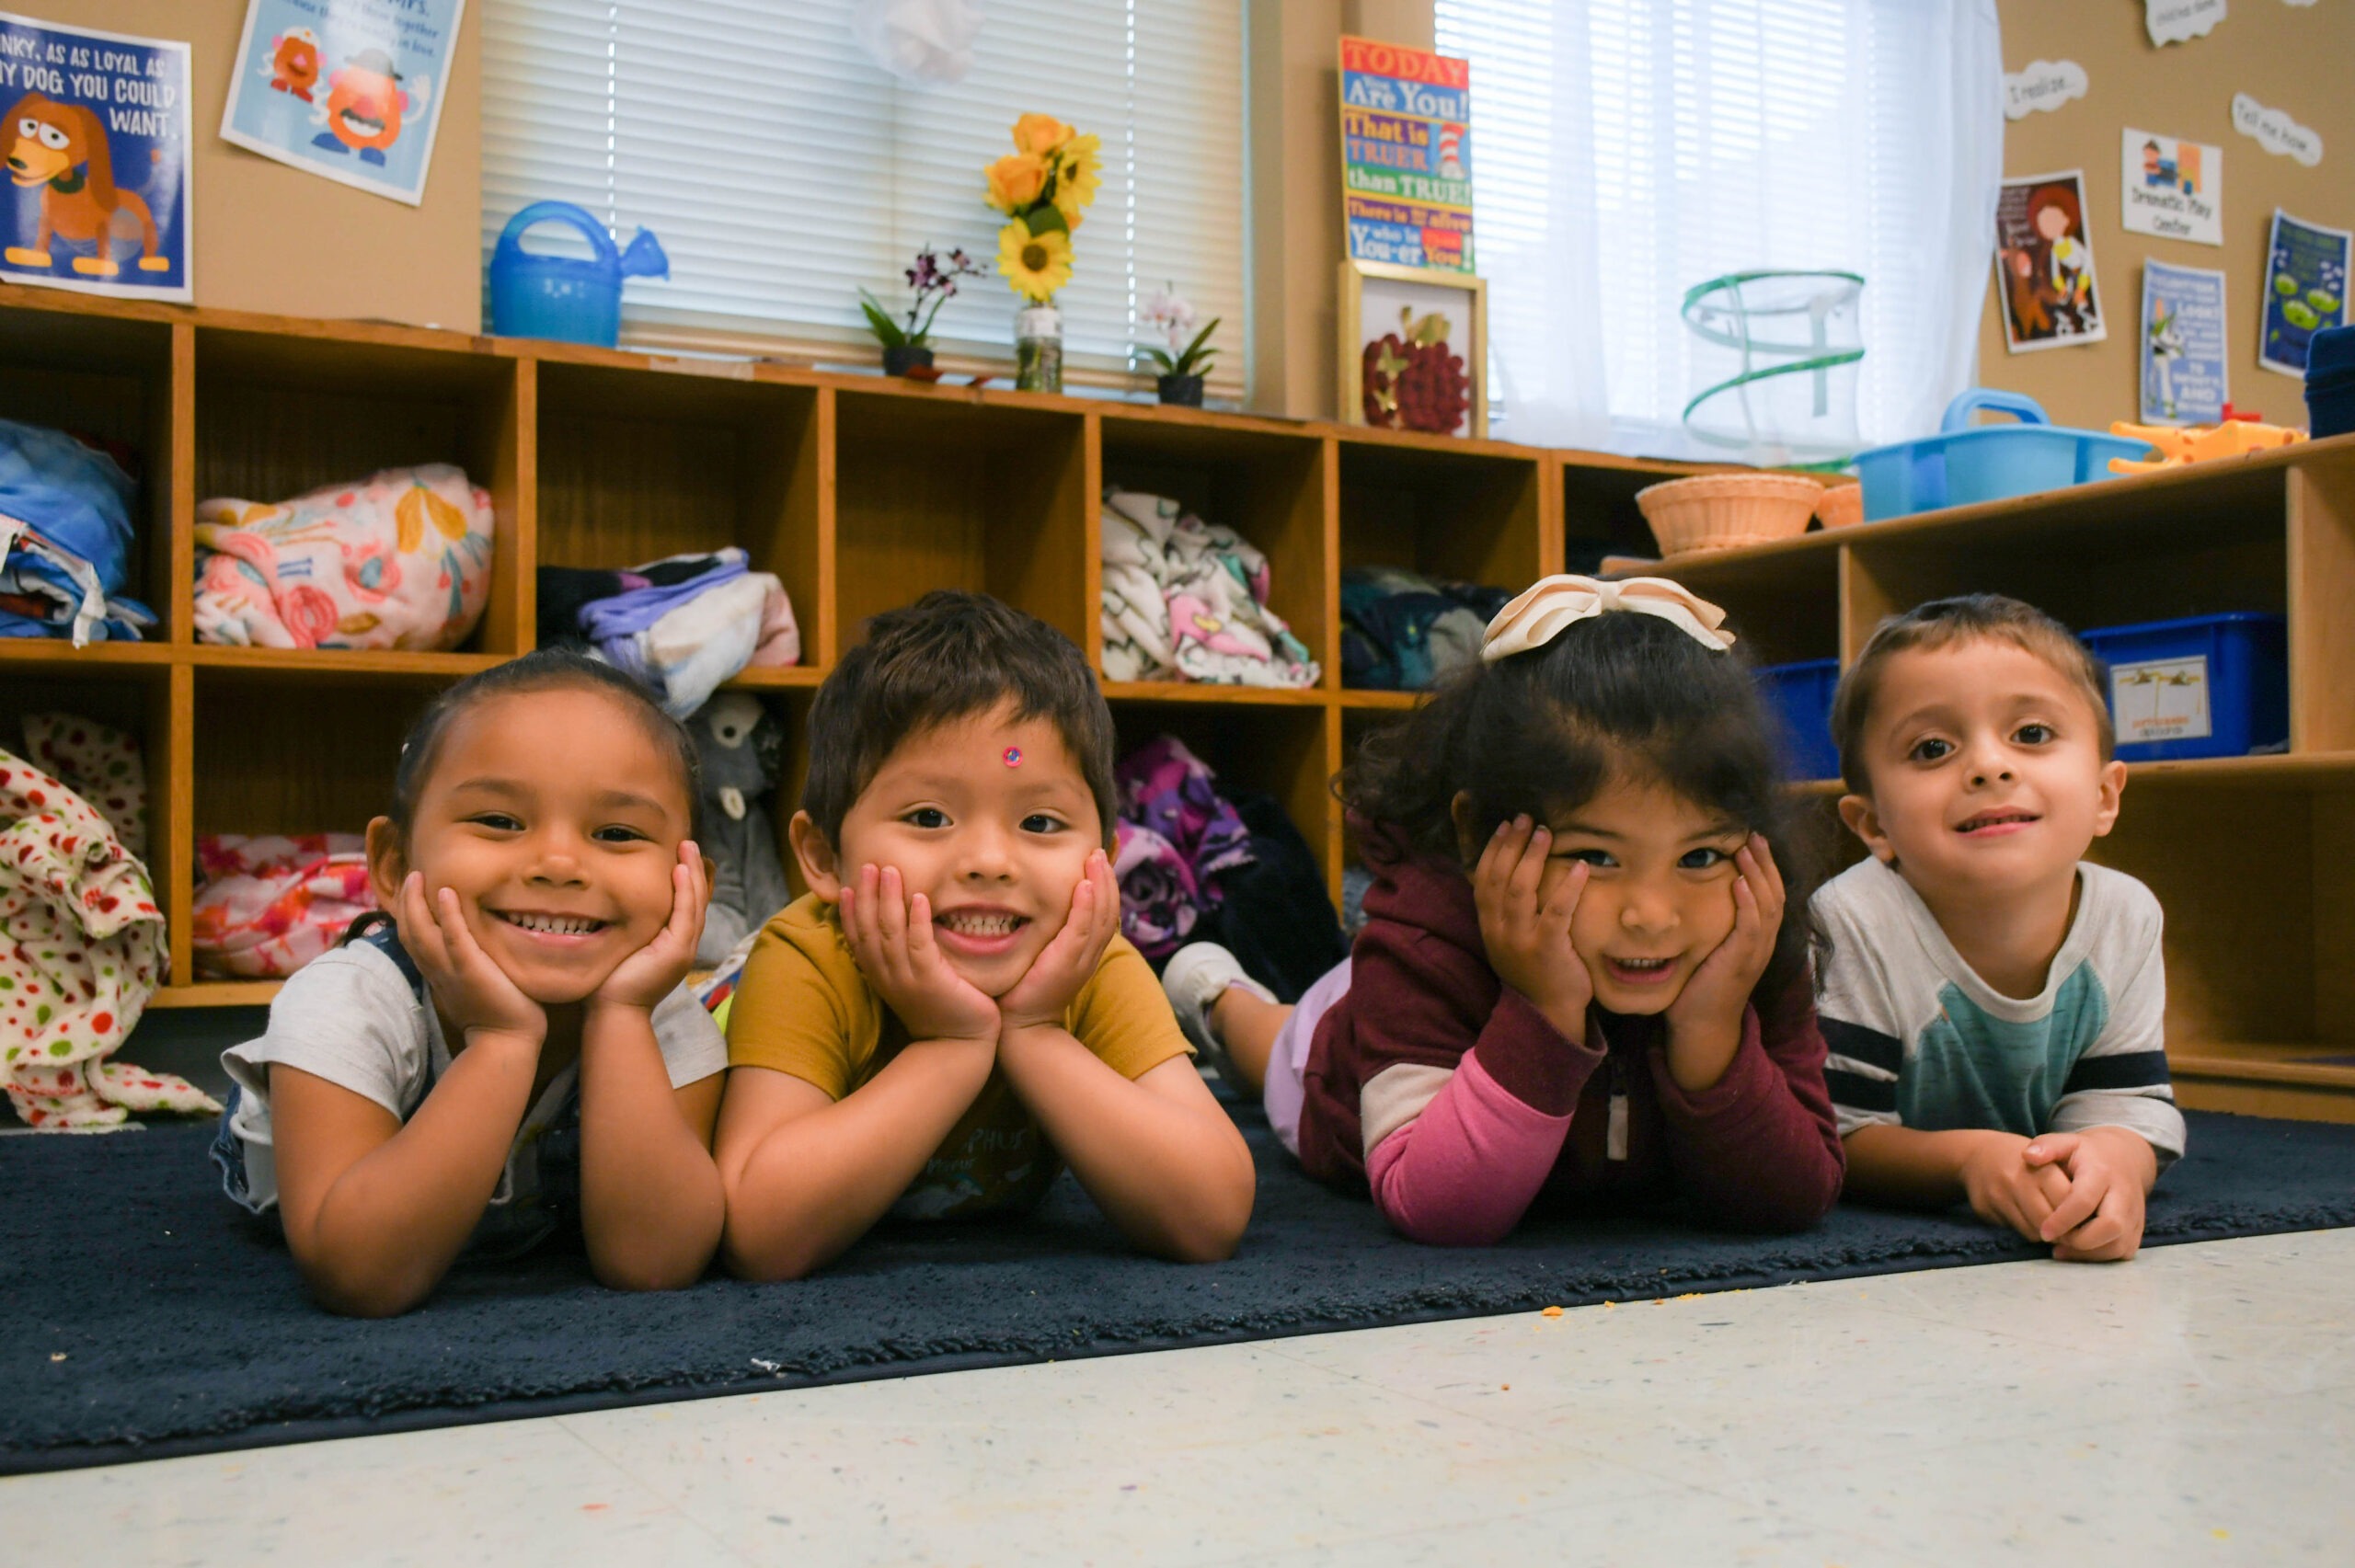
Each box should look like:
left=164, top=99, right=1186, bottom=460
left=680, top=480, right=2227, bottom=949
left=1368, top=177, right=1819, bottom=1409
left=8, top=1230, right=2351, bottom=1567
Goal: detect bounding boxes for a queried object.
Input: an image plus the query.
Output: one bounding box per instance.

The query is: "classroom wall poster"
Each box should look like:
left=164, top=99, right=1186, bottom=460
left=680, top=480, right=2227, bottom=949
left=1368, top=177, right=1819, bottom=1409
left=1994, top=170, right=2105, bottom=352
left=1338, top=36, right=1474, bottom=272
left=2141, top=260, right=2227, bottom=425
left=0, top=12, right=190, bottom=302
left=220, top=0, right=464, bottom=207
left=2120, top=128, right=2222, bottom=247
left=2258, top=209, right=2349, bottom=376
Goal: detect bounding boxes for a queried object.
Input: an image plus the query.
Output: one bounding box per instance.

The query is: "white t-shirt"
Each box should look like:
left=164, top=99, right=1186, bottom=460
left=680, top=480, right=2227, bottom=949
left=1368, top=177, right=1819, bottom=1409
left=218, top=938, right=727, bottom=1247
left=1812, top=857, right=2186, bottom=1162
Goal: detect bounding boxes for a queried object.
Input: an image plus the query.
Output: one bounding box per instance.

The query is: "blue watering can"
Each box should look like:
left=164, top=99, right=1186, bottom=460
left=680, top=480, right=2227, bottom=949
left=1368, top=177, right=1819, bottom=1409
left=488, top=201, right=669, bottom=348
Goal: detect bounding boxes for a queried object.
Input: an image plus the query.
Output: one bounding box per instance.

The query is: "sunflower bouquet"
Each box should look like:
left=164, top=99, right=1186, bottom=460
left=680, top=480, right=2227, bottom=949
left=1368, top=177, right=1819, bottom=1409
left=986, top=113, right=1100, bottom=389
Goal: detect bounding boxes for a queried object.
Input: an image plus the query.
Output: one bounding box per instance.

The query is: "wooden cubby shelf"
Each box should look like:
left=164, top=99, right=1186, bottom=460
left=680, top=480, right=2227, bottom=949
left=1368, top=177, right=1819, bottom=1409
left=1654, top=436, right=2355, bottom=1122
left=6, top=282, right=2355, bottom=1122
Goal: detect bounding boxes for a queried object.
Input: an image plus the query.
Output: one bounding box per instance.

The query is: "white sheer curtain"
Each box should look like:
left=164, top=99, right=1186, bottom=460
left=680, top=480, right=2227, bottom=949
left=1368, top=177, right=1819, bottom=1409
left=1434, top=0, right=2004, bottom=453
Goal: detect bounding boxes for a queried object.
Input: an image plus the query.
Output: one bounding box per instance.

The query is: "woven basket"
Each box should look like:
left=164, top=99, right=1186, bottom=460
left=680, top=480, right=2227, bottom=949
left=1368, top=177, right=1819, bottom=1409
left=1813, top=481, right=1865, bottom=530
left=1636, top=473, right=1823, bottom=558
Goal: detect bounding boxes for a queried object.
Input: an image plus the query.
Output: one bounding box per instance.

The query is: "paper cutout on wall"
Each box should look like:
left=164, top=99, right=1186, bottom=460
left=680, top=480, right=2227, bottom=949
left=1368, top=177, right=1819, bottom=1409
left=2146, top=0, right=2228, bottom=47
left=2259, top=210, right=2349, bottom=377
left=2141, top=261, right=2228, bottom=425
left=2120, top=129, right=2223, bottom=246
left=2004, top=61, right=2087, bottom=120
left=2232, top=94, right=2323, bottom=166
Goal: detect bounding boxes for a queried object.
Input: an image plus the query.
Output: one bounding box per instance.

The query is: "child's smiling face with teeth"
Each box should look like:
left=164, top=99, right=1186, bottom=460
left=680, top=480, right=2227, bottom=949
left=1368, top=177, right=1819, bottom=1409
left=367, top=687, right=695, bottom=1006
left=798, top=702, right=1104, bottom=1000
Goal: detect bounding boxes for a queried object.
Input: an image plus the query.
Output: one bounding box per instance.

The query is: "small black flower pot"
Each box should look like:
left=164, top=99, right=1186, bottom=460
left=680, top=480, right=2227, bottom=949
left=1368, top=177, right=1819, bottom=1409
left=881, top=344, right=935, bottom=377
left=1156, top=373, right=1205, bottom=407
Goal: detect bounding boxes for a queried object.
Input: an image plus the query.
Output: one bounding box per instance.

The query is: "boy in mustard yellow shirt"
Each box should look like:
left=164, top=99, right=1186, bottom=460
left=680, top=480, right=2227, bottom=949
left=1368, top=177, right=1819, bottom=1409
left=715, top=592, right=1255, bottom=1277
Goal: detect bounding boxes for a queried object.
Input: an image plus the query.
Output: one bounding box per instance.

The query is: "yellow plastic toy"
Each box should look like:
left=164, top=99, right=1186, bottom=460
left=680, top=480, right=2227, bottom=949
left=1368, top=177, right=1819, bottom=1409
left=2108, top=411, right=2306, bottom=475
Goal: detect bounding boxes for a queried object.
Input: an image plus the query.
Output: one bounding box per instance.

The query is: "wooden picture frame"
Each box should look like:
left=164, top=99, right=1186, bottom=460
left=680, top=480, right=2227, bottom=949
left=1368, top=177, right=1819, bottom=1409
left=1339, top=259, right=1487, bottom=439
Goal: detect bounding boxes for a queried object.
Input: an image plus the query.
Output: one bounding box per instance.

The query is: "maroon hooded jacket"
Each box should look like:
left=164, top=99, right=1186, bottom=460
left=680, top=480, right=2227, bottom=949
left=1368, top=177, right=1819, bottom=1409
left=1295, top=831, right=1844, bottom=1243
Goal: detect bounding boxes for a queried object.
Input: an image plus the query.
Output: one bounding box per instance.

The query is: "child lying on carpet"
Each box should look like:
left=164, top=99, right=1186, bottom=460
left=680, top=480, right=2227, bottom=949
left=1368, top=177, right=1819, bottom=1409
left=714, top=592, right=1253, bottom=1276
left=1163, top=576, right=1845, bottom=1245
left=213, top=650, right=729, bottom=1314
left=1814, top=595, right=2182, bottom=1262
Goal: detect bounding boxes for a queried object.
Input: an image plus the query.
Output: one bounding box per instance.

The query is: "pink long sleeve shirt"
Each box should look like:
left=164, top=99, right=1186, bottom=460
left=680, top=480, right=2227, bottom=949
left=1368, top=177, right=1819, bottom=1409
left=1294, top=832, right=1844, bottom=1245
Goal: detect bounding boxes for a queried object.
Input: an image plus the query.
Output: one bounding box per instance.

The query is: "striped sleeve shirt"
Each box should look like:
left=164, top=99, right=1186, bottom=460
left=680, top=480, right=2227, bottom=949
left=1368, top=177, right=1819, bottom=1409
left=1810, top=857, right=2184, bottom=1163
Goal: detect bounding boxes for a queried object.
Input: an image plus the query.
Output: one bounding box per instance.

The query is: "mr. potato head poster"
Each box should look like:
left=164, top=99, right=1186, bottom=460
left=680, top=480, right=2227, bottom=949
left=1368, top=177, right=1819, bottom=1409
left=0, top=10, right=190, bottom=301
left=221, top=0, right=462, bottom=206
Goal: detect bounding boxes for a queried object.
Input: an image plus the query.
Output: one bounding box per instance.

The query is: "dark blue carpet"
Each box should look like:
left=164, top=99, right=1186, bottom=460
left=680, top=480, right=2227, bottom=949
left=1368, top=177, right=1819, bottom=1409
left=6, top=1108, right=2352, bottom=1473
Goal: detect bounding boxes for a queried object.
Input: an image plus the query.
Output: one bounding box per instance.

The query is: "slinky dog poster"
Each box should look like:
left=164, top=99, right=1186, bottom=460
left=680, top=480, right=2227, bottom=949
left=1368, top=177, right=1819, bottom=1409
left=0, top=11, right=190, bottom=303
left=220, top=0, right=464, bottom=207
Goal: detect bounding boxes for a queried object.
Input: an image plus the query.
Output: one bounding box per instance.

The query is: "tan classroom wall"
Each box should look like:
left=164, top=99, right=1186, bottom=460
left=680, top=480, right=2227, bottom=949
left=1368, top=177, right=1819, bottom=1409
left=1981, top=0, right=2354, bottom=430
left=29, top=0, right=483, bottom=330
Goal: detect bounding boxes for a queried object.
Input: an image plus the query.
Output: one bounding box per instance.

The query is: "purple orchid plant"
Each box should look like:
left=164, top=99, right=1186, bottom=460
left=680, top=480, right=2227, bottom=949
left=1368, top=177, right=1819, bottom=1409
left=860, top=246, right=985, bottom=349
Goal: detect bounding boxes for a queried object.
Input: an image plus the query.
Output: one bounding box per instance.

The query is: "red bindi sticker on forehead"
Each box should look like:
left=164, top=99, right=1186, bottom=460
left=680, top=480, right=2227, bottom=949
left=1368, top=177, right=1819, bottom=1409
left=1003, top=746, right=1023, bottom=767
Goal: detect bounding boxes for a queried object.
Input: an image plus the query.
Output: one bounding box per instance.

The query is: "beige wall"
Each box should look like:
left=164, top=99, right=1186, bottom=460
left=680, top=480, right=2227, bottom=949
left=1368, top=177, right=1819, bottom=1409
left=36, top=0, right=481, bottom=330
left=1982, top=1, right=2353, bottom=429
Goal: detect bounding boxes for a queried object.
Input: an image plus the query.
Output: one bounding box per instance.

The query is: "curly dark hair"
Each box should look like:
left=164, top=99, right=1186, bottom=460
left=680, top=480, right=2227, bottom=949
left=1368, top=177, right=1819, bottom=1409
left=1339, top=608, right=1826, bottom=997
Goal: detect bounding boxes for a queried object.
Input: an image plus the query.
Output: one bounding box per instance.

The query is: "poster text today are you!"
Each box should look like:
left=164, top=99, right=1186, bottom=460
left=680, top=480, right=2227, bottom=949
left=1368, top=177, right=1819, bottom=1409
left=1339, top=36, right=1474, bottom=272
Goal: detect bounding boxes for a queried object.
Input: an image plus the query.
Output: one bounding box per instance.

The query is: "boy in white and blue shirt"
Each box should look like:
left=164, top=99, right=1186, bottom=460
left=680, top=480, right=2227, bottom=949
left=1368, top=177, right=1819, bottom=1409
left=1816, top=595, right=2183, bottom=1262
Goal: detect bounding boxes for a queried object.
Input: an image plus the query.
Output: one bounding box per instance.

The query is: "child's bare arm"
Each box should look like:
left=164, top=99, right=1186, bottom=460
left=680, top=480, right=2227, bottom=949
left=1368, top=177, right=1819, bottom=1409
left=1844, top=1123, right=2073, bottom=1242
left=270, top=1043, right=539, bottom=1316
left=996, top=1030, right=1255, bottom=1260
left=717, top=865, right=1002, bottom=1279
left=994, top=853, right=1254, bottom=1261
left=577, top=846, right=727, bottom=1291
left=715, top=1047, right=995, bottom=1278
left=273, top=877, right=549, bottom=1315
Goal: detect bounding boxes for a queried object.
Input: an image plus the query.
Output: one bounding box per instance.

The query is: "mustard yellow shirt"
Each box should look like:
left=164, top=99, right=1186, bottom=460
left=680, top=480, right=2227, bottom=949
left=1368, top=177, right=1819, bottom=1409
left=726, top=893, right=1193, bottom=1218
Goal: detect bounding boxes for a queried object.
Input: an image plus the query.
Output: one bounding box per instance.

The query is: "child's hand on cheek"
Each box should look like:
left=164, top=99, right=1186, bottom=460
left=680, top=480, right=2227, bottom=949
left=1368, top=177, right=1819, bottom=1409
left=1474, top=818, right=1594, bottom=1042
left=998, top=851, right=1118, bottom=1036
left=594, top=841, right=710, bottom=1012
left=842, top=864, right=1002, bottom=1046
left=396, top=872, right=546, bottom=1050
left=1663, top=835, right=1785, bottom=1087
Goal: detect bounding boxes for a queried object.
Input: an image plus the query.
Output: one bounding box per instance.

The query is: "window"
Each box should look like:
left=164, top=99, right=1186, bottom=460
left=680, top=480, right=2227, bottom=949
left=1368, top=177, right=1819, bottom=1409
left=482, top=2, right=1246, bottom=397
left=1434, top=0, right=2000, bottom=452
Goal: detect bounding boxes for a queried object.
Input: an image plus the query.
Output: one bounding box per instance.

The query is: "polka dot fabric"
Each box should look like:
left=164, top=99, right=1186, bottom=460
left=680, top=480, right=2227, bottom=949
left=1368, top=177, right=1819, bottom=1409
left=21, top=712, right=147, bottom=860
left=0, top=747, right=211, bottom=1131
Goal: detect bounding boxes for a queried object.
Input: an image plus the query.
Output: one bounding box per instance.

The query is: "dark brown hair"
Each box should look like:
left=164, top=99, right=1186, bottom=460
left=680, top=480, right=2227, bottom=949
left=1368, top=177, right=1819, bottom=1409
left=388, top=647, right=704, bottom=845
left=1339, top=607, right=1824, bottom=999
left=800, top=591, right=1117, bottom=849
left=1831, top=593, right=2113, bottom=795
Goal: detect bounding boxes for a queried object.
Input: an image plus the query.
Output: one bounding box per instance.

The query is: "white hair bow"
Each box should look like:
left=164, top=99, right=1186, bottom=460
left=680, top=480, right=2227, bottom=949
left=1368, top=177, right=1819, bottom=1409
left=1480, top=574, right=1736, bottom=661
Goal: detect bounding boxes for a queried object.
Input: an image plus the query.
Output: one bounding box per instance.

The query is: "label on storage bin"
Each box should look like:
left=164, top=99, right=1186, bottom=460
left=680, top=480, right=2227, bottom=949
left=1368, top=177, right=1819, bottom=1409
left=2111, top=655, right=2211, bottom=743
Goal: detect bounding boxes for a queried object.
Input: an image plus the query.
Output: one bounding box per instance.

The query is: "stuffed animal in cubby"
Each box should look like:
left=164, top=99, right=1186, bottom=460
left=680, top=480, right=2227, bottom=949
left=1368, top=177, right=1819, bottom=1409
left=692, top=692, right=793, bottom=967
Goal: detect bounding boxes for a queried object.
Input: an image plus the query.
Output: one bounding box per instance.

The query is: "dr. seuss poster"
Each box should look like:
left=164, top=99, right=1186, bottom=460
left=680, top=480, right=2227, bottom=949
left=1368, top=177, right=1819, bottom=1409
left=1994, top=171, right=2104, bottom=352
left=2141, top=260, right=2227, bottom=425
left=2120, top=128, right=2222, bottom=247
left=0, top=12, right=190, bottom=302
left=220, top=0, right=464, bottom=206
left=2259, top=209, right=2350, bottom=377
left=1338, top=36, right=1474, bottom=271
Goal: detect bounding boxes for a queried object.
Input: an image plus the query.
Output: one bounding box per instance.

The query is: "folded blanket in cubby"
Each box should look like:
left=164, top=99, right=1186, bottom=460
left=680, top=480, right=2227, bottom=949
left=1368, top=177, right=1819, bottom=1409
left=193, top=464, right=493, bottom=651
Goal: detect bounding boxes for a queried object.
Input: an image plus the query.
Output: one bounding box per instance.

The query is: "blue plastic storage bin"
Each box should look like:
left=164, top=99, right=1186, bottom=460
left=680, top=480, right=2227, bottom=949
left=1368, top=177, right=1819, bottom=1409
left=2078, top=612, right=2287, bottom=762
left=1852, top=390, right=2154, bottom=521
left=1758, top=658, right=1842, bottom=782
left=2306, top=325, right=2355, bottom=441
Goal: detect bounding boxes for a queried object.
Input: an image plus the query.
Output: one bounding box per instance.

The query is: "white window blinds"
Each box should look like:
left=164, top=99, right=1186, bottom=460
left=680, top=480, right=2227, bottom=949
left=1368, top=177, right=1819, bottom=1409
left=1433, top=0, right=2000, bottom=452
left=482, top=1, right=1246, bottom=397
